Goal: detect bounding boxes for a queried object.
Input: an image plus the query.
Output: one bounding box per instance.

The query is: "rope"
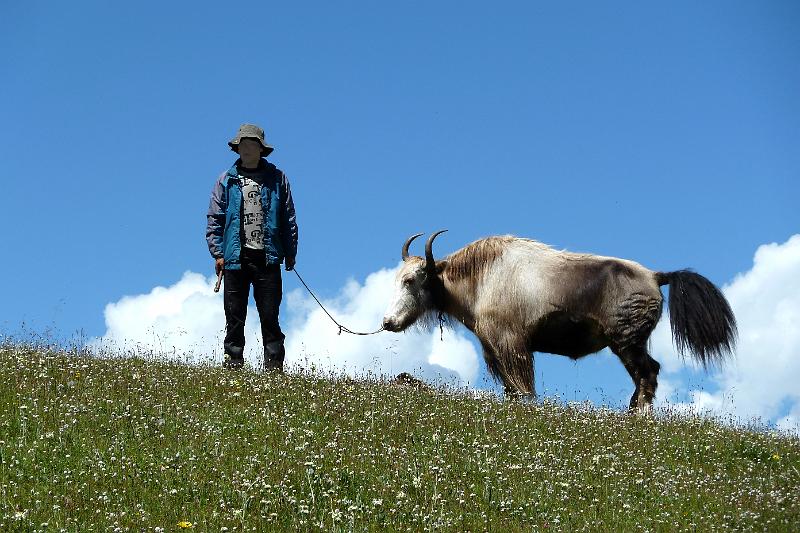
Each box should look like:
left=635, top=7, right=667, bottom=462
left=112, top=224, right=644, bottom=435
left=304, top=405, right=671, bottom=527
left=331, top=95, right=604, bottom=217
left=291, top=268, right=385, bottom=336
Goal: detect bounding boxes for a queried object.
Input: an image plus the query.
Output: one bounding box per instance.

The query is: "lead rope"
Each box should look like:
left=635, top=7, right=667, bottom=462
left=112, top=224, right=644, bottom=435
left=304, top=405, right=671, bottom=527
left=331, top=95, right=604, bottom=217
left=292, top=268, right=385, bottom=336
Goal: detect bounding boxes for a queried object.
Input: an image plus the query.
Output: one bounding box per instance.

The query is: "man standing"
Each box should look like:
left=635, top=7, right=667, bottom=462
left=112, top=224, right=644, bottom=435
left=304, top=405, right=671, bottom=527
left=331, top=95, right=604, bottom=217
left=206, top=124, right=298, bottom=372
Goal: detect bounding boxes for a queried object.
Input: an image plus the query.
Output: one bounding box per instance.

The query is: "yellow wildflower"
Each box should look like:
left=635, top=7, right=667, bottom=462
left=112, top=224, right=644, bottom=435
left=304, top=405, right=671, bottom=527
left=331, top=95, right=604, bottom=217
left=177, top=521, right=193, bottom=528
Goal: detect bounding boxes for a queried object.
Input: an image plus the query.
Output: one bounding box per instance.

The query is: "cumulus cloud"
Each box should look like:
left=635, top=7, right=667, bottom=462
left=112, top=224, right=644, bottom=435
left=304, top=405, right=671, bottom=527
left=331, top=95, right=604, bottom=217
left=285, top=265, right=479, bottom=384
left=94, top=265, right=480, bottom=385
left=93, top=272, right=229, bottom=364
left=652, top=234, right=800, bottom=433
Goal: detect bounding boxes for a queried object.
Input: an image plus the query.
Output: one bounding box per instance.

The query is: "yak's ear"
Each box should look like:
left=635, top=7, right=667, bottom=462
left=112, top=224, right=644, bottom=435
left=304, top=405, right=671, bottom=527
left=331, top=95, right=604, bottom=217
left=435, top=260, right=448, bottom=275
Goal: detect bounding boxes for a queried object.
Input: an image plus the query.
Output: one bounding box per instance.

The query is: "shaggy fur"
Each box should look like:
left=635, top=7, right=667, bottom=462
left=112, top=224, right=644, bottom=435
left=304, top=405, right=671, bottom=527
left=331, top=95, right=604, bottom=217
left=383, top=234, right=738, bottom=409
left=444, top=236, right=512, bottom=290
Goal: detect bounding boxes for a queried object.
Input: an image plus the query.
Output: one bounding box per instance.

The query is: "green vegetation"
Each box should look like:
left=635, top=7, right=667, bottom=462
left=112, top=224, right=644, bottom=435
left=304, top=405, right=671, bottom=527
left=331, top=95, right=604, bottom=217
left=2, top=343, right=798, bottom=531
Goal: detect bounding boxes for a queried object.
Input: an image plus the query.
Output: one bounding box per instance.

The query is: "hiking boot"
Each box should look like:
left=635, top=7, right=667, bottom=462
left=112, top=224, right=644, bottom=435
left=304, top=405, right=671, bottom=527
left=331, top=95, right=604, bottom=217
left=264, top=341, right=285, bottom=374
left=222, top=354, right=244, bottom=370
left=264, top=358, right=284, bottom=374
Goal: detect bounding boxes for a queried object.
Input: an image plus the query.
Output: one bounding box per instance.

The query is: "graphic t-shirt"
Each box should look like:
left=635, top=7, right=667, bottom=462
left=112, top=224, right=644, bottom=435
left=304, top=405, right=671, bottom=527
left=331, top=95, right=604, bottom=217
left=239, top=169, right=265, bottom=250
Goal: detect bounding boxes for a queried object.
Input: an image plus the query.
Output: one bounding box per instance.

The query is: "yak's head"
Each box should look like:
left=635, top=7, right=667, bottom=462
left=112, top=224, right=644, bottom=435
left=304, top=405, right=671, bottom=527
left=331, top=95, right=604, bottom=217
left=382, top=230, right=448, bottom=332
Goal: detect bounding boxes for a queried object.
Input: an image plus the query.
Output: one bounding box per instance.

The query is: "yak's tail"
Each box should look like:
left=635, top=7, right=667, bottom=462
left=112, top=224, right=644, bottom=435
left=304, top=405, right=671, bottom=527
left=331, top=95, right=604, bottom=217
left=656, top=270, right=737, bottom=368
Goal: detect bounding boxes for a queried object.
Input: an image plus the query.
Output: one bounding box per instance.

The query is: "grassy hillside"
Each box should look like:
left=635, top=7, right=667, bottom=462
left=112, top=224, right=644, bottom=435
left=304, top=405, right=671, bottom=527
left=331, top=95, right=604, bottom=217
left=1, top=343, right=798, bottom=532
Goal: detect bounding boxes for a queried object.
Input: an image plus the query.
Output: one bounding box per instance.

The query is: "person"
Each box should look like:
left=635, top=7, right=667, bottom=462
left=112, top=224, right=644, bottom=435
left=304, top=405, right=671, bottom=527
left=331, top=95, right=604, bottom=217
left=206, top=124, right=298, bottom=372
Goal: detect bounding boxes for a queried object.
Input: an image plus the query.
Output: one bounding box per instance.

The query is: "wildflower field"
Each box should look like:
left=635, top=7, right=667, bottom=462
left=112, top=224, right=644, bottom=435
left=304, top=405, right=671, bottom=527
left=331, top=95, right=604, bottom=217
left=1, top=343, right=798, bottom=532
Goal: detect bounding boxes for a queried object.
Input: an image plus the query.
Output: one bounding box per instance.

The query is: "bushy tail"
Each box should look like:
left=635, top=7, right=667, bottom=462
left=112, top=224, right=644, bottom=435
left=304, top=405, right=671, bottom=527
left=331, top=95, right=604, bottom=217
left=656, top=270, right=737, bottom=368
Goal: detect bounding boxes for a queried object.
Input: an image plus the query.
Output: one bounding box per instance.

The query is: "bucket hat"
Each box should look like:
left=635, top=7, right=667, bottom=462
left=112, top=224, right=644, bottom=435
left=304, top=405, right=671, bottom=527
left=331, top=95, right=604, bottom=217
left=228, top=123, right=274, bottom=157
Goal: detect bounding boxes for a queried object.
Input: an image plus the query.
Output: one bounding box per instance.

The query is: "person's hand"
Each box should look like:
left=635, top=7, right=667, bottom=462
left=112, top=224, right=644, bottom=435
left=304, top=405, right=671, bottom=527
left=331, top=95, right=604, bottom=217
left=285, top=256, right=296, bottom=271
left=215, top=258, right=225, bottom=276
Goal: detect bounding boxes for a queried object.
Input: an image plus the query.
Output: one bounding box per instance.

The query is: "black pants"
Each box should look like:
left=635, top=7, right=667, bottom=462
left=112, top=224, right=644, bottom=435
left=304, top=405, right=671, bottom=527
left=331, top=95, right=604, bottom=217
left=223, top=248, right=285, bottom=364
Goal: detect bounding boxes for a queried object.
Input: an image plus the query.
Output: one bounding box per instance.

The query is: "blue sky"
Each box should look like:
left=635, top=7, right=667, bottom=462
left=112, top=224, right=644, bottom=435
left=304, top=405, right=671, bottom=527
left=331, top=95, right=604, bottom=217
left=2, top=2, right=798, bottom=426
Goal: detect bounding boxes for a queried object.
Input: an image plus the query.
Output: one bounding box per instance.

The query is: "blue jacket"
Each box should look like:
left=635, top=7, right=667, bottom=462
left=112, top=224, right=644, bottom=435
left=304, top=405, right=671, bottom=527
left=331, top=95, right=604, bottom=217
left=206, top=159, right=298, bottom=268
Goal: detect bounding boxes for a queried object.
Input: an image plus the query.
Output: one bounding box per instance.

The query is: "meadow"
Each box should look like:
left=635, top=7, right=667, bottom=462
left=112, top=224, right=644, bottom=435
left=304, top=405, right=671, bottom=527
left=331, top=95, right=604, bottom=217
left=1, top=342, right=798, bottom=532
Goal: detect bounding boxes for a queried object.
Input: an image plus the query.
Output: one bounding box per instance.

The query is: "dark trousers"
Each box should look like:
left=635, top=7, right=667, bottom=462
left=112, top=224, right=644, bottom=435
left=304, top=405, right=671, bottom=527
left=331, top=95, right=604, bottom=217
left=223, top=248, right=285, bottom=364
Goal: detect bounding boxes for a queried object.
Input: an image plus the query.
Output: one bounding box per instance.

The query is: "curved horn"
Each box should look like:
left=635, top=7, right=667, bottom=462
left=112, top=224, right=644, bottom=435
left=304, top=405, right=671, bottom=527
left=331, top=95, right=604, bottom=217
left=425, top=229, right=448, bottom=275
left=401, top=232, right=424, bottom=260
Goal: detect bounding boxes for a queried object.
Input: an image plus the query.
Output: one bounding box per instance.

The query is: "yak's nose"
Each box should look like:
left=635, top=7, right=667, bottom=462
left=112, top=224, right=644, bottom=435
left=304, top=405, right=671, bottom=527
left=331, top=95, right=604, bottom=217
left=382, top=317, right=396, bottom=332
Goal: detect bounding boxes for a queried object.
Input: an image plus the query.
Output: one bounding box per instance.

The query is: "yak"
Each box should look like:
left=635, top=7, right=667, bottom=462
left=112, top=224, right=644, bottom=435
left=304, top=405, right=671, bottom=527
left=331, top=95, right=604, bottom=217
left=382, top=231, right=737, bottom=410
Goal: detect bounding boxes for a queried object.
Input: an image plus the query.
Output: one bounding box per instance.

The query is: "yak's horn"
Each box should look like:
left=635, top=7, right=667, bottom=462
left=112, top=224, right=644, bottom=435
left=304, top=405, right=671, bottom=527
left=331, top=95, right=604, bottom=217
left=425, top=230, right=448, bottom=275
left=401, top=233, right=424, bottom=260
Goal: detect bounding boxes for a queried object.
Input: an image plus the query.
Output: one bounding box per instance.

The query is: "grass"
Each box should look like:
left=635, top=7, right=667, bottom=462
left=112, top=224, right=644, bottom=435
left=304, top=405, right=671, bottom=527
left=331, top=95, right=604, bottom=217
left=1, top=342, right=798, bottom=532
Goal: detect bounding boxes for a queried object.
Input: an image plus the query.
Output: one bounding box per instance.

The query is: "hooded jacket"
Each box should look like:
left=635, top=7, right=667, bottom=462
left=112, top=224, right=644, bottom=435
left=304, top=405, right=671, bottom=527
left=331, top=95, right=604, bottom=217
left=206, top=159, right=298, bottom=268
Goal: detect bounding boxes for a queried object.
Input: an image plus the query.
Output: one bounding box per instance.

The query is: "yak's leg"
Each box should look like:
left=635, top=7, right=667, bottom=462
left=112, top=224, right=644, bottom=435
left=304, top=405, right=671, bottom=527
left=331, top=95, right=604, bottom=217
left=478, top=331, right=534, bottom=399
left=615, top=352, right=641, bottom=410
left=639, top=351, right=661, bottom=409
left=613, top=344, right=661, bottom=411
left=610, top=293, right=663, bottom=410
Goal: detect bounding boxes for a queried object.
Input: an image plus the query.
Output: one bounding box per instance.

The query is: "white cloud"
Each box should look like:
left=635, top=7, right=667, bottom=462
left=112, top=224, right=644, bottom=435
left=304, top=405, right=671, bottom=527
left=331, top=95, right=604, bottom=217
left=94, top=265, right=480, bottom=385
left=93, top=271, right=230, bottom=364
left=284, top=264, right=480, bottom=385
left=652, top=234, right=800, bottom=433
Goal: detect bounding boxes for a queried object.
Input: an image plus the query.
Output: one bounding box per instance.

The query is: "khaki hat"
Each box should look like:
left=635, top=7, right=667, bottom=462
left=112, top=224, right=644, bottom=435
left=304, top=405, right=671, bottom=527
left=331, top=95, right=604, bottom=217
left=228, top=123, right=274, bottom=157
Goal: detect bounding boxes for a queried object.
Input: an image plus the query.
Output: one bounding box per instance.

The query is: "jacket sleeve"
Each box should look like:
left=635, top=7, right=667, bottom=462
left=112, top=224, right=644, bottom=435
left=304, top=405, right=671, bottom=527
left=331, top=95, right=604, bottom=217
left=206, top=173, right=227, bottom=259
left=279, top=171, right=298, bottom=259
